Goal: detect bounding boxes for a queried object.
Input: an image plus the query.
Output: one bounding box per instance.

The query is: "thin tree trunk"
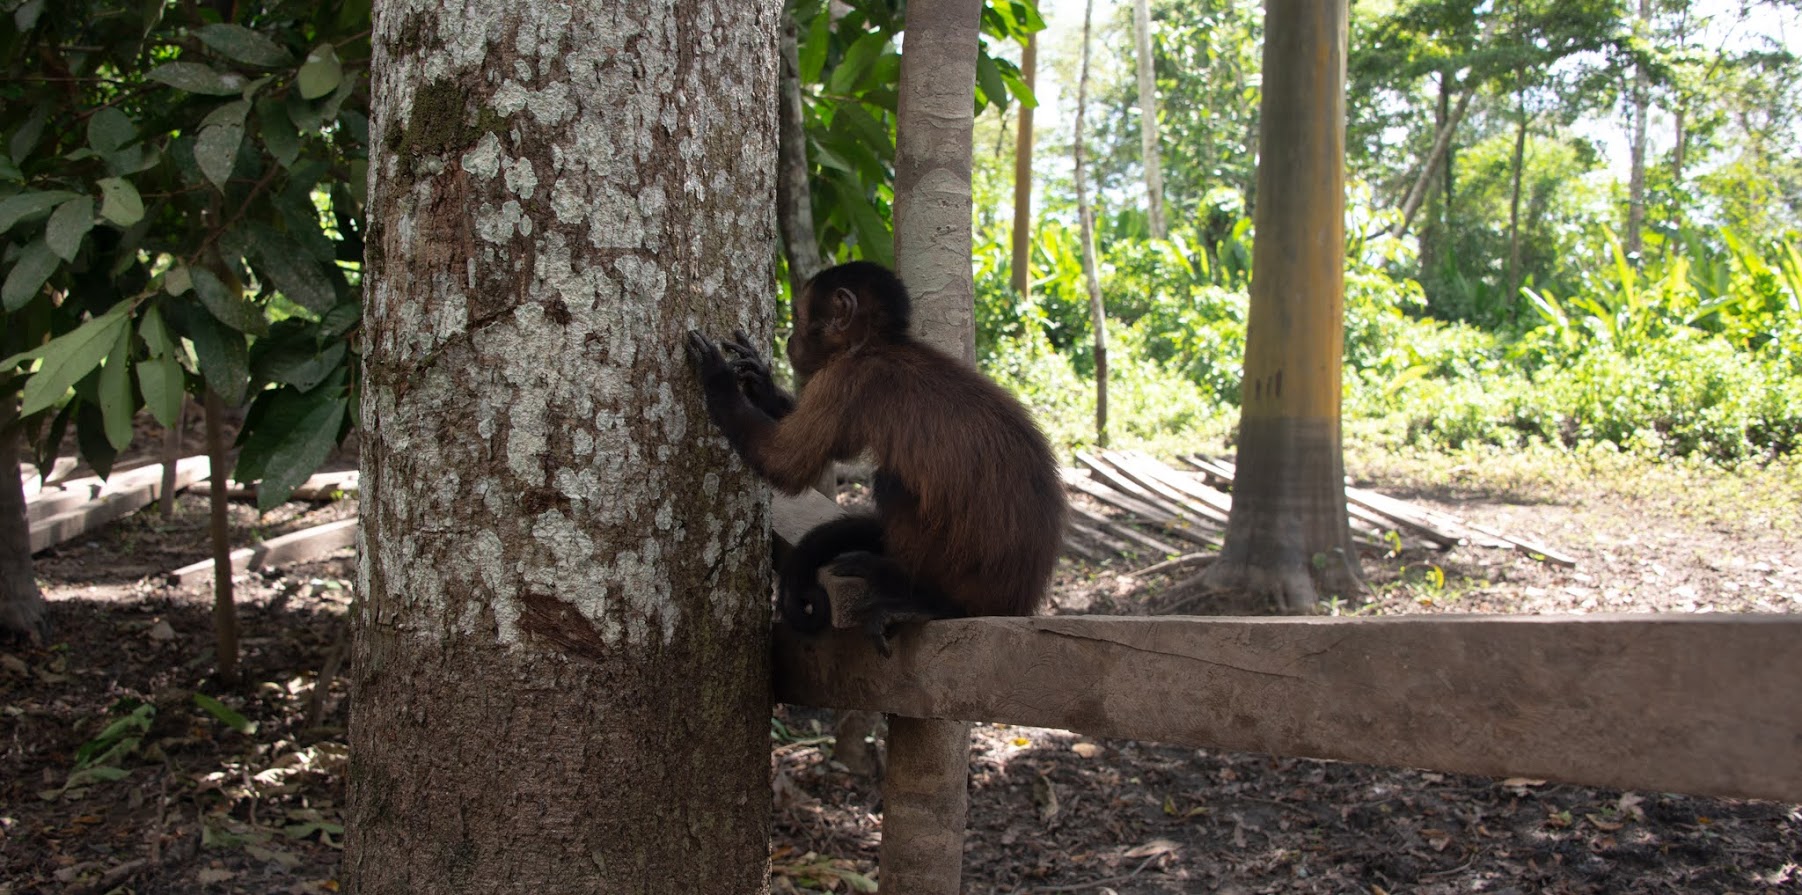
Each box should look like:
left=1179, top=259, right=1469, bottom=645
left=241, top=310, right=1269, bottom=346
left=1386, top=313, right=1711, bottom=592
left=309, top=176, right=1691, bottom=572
left=1075, top=0, right=1108, bottom=447
left=1626, top=0, right=1651, bottom=257
left=1507, top=75, right=1528, bottom=308
left=1197, top=0, right=1358, bottom=612
left=1393, top=85, right=1474, bottom=238
left=1132, top=0, right=1167, bottom=239
left=893, top=0, right=982, bottom=363
left=883, top=1, right=982, bottom=890
left=345, top=2, right=778, bottom=889
left=0, top=394, right=47, bottom=644
left=1010, top=34, right=1037, bottom=298
left=204, top=388, right=237, bottom=683
left=778, top=12, right=825, bottom=297
left=158, top=397, right=184, bottom=518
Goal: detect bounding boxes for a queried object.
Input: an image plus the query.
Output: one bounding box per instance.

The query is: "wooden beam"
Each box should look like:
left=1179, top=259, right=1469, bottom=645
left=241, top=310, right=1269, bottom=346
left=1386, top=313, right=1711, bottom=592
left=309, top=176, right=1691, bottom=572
left=30, top=458, right=211, bottom=553
left=774, top=614, right=1802, bottom=803
left=166, top=518, right=359, bottom=587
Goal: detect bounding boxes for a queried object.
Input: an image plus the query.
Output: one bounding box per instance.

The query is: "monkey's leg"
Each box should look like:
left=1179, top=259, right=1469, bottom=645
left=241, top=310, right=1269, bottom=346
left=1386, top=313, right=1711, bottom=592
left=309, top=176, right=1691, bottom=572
left=780, top=516, right=885, bottom=632
left=826, top=551, right=964, bottom=656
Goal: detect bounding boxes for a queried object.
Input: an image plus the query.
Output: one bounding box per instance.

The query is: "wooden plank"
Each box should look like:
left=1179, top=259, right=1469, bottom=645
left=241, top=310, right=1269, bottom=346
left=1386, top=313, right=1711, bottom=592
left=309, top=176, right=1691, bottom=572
left=20, top=463, right=40, bottom=499
left=27, top=481, right=104, bottom=523
left=1075, top=454, right=1224, bottom=535
left=190, top=470, right=361, bottom=502
left=29, top=458, right=211, bottom=553
left=1087, top=452, right=1231, bottom=526
left=774, top=614, right=1802, bottom=803
left=1071, top=506, right=1184, bottom=557
left=1064, top=475, right=1216, bottom=548
left=166, top=518, right=360, bottom=587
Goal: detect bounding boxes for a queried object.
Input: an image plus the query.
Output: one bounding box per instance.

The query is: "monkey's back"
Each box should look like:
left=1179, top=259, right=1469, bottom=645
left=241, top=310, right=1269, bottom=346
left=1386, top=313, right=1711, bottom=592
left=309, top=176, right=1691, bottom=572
left=848, top=342, right=1067, bottom=617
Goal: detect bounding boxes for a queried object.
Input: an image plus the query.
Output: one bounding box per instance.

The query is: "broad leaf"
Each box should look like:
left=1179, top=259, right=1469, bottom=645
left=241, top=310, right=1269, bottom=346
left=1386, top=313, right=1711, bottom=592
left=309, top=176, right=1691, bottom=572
left=17, top=304, right=133, bottom=416
left=75, top=402, right=118, bottom=479
left=137, top=354, right=185, bottom=428
left=196, top=102, right=250, bottom=190
left=0, top=189, right=80, bottom=235
left=237, top=387, right=346, bottom=509
left=256, top=98, right=302, bottom=167
left=297, top=45, right=342, bottom=100
left=187, top=313, right=249, bottom=405
left=164, top=265, right=193, bottom=296
left=189, top=266, right=268, bottom=335
left=147, top=62, right=245, bottom=96
left=244, top=224, right=336, bottom=312
left=97, top=324, right=134, bottom=451
left=46, top=196, right=95, bottom=261
left=86, top=108, right=136, bottom=154
left=2, top=238, right=60, bottom=311
left=139, top=304, right=175, bottom=356
left=96, top=177, right=145, bottom=226
left=195, top=23, right=292, bottom=68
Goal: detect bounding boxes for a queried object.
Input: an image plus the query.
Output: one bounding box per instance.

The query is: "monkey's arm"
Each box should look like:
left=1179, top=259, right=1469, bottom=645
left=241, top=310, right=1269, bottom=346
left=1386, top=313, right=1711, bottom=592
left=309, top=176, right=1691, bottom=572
left=722, top=329, right=795, bottom=419
left=687, top=331, right=851, bottom=493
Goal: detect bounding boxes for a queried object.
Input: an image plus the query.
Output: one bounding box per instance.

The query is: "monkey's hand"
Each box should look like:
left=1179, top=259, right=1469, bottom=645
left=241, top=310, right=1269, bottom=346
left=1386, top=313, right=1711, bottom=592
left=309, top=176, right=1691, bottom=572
left=722, top=328, right=795, bottom=419
left=685, top=330, right=739, bottom=426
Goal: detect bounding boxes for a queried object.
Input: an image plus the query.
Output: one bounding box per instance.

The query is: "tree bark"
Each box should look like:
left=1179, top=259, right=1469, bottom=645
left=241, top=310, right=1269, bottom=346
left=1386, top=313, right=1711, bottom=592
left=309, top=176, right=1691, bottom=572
left=778, top=12, right=826, bottom=298
left=1392, top=85, right=1473, bottom=239
left=893, top=0, right=982, bottom=363
left=204, top=388, right=237, bottom=683
left=158, top=397, right=184, bottom=518
left=0, top=394, right=47, bottom=644
left=346, top=2, right=777, bottom=891
left=1132, top=0, right=1167, bottom=239
left=1075, top=0, right=1108, bottom=447
left=1197, top=0, right=1358, bottom=612
left=1010, top=35, right=1037, bottom=299
left=1626, top=0, right=1651, bottom=257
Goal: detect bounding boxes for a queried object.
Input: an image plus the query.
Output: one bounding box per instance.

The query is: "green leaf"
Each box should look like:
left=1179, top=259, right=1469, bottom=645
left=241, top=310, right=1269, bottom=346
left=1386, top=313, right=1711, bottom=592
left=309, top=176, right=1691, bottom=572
left=97, top=325, right=134, bottom=451
left=297, top=45, right=342, bottom=100
left=244, top=224, right=336, bottom=312
left=139, top=304, right=175, bottom=355
left=800, top=10, right=830, bottom=83
left=195, top=23, right=293, bottom=68
left=241, top=389, right=346, bottom=509
left=137, top=355, right=185, bottom=428
left=164, top=265, right=193, bottom=296
left=193, top=693, right=258, bottom=734
left=196, top=102, right=250, bottom=190
left=0, top=189, right=80, bottom=235
left=86, top=108, right=137, bottom=154
left=9, top=105, right=48, bottom=163
left=3, top=238, right=60, bottom=311
left=256, top=339, right=346, bottom=391
left=188, top=313, right=249, bottom=405
left=256, top=99, right=302, bottom=167
left=975, top=54, right=1007, bottom=110
left=96, top=177, right=145, bottom=227
left=17, top=304, right=133, bottom=416
left=75, top=402, right=119, bottom=478
left=829, top=32, right=889, bottom=95
left=46, top=197, right=95, bottom=262
left=147, top=62, right=246, bottom=96
left=190, top=266, right=267, bottom=335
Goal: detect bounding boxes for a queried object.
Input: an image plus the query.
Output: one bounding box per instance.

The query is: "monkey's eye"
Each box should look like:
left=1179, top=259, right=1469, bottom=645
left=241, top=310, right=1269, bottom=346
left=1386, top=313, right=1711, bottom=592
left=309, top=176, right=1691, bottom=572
left=802, top=603, right=814, bottom=615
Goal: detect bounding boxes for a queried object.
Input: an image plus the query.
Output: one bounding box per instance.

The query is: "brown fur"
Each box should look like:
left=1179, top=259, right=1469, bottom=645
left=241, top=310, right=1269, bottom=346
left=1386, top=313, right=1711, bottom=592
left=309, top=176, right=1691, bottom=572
left=688, top=262, right=1066, bottom=622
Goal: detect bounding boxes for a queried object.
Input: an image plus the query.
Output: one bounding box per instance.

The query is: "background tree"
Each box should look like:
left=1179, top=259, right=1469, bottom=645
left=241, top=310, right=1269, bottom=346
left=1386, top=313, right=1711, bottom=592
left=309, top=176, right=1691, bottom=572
left=344, top=0, right=776, bottom=889
left=1074, top=0, right=1110, bottom=446
left=1131, top=0, right=1168, bottom=238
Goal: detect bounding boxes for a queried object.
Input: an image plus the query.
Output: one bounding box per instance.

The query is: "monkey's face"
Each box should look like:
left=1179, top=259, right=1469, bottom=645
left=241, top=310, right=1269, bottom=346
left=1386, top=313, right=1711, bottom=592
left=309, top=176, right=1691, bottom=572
left=786, top=282, right=841, bottom=377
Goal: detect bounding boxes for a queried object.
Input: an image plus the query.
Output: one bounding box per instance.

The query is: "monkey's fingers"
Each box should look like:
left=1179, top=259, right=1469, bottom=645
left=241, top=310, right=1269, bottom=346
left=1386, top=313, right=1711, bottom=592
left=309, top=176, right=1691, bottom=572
left=721, top=329, right=764, bottom=363
left=684, top=330, right=724, bottom=368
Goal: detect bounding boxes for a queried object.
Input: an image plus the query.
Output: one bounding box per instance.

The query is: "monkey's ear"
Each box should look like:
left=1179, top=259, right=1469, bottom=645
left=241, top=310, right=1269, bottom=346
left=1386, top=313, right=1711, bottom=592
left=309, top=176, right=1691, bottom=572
left=828, top=287, right=858, bottom=332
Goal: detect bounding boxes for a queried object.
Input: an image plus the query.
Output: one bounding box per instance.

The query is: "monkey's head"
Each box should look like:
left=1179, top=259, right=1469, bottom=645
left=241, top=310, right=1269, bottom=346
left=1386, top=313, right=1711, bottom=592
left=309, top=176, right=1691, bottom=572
left=788, top=261, right=912, bottom=377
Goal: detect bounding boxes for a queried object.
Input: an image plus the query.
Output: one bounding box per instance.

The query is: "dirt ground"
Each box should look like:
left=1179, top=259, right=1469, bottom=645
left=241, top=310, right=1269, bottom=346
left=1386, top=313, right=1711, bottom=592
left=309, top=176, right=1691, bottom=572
left=3, top=446, right=1799, bottom=894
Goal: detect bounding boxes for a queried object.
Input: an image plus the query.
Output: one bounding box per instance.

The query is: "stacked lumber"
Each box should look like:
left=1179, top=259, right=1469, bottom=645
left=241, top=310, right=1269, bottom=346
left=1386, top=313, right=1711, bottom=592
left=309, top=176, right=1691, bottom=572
left=27, top=457, right=212, bottom=553
left=1060, top=451, right=1574, bottom=568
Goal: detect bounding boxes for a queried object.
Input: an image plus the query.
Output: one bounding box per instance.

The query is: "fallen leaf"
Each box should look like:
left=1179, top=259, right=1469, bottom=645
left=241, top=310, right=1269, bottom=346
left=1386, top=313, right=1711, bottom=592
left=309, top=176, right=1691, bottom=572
left=147, top=620, right=177, bottom=642
left=1070, top=742, right=1101, bottom=759
left=197, top=868, right=237, bottom=884
left=1123, top=838, right=1179, bottom=859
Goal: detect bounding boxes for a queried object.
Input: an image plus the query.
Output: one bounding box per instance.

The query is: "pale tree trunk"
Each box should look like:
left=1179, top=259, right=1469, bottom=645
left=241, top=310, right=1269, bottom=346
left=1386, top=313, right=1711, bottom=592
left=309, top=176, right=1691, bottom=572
left=884, top=1, right=981, bottom=891
left=346, top=1, right=777, bottom=891
left=1197, top=0, right=1359, bottom=612
left=1132, top=0, right=1168, bottom=238
left=1506, top=75, right=1528, bottom=308
left=1075, top=0, right=1108, bottom=447
left=204, top=388, right=238, bottom=684
left=779, top=12, right=825, bottom=297
left=1010, top=34, right=1037, bottom=298
left=894, top=0, right=982, bottom=363
left=1392, top=83, right=1473, bottom=239
left=158, top=397, right=184, bottom=518
left=0, top=394, right=47, bottom=644
left=1626, top=0, right=1651, bottom=257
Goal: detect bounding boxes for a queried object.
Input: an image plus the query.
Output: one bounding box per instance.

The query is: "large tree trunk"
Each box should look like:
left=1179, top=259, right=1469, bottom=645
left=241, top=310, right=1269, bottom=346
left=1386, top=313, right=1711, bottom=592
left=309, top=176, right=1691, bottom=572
left=1074, top=0, right=1108, bottom=447
left=1132, top=0, right=1167, bottom=239
left=346, top=2, right=777, bottom=891
left=0, top=395, right=47, bottom=644
left=884, top=1, right=982, bottom=891
left=778, top=12, right=826, bottom=297
left=1010, top=35, right=1037, bottom=298
left=894, top=0, right=982, bottom=363
left=1197, top=0, right=1358, bottom=612
left=1626, top=0, right=1651, bottom=257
